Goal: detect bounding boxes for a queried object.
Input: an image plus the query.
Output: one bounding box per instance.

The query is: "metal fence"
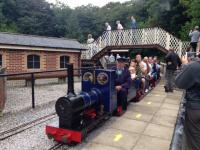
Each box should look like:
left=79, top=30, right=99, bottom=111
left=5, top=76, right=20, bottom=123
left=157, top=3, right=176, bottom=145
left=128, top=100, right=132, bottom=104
left=0, top=69, right=82, bottom=114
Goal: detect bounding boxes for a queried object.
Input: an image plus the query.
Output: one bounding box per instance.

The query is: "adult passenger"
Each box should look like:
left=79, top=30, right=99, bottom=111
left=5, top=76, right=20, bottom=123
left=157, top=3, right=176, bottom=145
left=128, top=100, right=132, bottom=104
left=164, top=49, right=181, bottom=92
left=189, top=26, right=200, bottom=52
left=175, top=55, right=200, bottom=150
left=113, top=57, right=131, bottom=113
left=109, top=54, right=115, bottom=63
left=135, top=54, right=146, bottom=94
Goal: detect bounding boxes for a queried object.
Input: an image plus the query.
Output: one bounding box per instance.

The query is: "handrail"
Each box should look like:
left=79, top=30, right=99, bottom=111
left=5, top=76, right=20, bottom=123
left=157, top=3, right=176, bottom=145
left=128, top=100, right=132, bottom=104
left=0, top=67, right=100, bottom=77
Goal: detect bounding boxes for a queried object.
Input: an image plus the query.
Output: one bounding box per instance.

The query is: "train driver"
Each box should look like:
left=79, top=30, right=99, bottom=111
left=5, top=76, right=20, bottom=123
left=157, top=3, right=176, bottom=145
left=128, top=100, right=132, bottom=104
left=113, top=56, right=131, bottom=113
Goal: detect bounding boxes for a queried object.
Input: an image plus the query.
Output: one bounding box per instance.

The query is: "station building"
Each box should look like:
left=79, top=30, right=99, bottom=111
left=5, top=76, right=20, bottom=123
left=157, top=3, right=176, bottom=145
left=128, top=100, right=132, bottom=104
left=0, top=32, right=86, bottom=73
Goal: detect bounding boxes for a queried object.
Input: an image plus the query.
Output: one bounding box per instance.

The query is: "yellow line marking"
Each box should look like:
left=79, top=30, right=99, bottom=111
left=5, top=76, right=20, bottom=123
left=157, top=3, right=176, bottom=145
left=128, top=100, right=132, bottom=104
left=136, top=114, right=142, bottom=119
left=113, top=134, right=123, bottom=142
left=147, top=102, right=152, bottom=105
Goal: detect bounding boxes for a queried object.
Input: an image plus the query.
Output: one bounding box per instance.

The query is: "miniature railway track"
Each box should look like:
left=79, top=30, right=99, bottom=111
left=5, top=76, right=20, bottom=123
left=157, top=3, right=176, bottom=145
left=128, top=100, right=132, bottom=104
left=0, top=112, right=57, bottom=141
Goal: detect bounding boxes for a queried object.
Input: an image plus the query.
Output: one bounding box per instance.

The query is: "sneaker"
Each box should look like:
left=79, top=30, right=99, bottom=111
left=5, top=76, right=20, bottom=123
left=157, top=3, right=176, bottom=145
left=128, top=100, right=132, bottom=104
left=145, top=89, right=149, bottom=93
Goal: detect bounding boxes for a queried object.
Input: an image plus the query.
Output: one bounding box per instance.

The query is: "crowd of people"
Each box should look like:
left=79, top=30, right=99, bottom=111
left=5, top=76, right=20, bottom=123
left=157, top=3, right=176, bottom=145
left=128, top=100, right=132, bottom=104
left=87, top=16, right=137, bottom=45
left=111, top=53, right=161, bottom=115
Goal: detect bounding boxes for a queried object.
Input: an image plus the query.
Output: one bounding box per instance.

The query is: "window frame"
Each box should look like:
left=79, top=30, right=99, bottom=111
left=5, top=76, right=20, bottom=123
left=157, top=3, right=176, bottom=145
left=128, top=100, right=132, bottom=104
left=60, top=55, right=70, bottom=69
left=27, top=54, right=40, bottom=69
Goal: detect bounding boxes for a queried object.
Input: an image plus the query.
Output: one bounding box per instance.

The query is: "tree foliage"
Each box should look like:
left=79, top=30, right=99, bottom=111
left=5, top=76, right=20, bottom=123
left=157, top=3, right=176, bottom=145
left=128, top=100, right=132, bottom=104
left=0, top=0, right=199, bottom=42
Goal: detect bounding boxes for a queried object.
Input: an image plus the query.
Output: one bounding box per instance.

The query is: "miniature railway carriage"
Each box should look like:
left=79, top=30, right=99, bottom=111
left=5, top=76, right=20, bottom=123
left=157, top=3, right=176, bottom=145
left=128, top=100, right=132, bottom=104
left=45, top=64, right=138, bottom=144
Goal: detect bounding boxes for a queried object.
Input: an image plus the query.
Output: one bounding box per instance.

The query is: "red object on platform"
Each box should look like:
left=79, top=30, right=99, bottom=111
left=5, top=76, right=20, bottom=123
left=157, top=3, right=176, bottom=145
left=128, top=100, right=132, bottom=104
left=117, top=106, right=123, bottom=116
left=46, top=125, right=82, bottom=144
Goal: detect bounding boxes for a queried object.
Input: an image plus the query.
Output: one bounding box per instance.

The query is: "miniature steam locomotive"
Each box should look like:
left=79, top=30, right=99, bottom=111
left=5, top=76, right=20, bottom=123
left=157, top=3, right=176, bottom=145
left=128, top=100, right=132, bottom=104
left=46, top=64, right=137, bottom=144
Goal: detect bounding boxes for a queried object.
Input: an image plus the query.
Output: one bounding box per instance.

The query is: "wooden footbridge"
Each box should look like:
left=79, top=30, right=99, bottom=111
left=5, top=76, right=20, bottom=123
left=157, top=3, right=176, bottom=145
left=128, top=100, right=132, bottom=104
left=82, top=27, right=189, bottom=63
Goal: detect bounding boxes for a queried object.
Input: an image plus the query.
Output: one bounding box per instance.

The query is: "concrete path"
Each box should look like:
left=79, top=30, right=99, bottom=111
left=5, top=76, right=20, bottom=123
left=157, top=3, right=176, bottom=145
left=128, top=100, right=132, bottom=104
left=71, top=81, right=183, bottom=150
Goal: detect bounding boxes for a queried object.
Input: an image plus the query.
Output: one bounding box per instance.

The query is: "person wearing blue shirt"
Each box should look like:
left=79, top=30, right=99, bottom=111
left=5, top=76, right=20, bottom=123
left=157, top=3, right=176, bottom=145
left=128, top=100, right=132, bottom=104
left=131, top=16, right=138, bottom=44
left=131, top=16, right=137, bottom=29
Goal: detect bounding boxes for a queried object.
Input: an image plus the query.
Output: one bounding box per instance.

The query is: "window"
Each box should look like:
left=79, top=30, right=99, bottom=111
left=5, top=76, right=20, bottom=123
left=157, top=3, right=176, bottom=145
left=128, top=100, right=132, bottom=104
left=0, top=55, right=2, bottom=67
left=60, top=56, right=70, bottom=68
left=27, top=55, right=40, bottom=69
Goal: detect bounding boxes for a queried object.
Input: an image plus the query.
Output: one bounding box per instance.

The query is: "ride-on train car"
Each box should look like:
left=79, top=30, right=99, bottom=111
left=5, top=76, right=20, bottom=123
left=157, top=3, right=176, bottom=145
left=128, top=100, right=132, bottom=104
left=45, top=64, right=137, bottom=144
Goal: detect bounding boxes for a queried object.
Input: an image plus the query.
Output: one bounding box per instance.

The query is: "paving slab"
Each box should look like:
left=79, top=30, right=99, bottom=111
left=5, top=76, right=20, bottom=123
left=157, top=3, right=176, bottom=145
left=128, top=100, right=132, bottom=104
left=133, top=135, right=170, bottom=150
left=151, top=115, right=177, bottom=127
left=156, top=108, right=179, bottom=117
left=110, top=118, right=148, bottom=134
left=133, top=101, right=162, bottom=108
left=143, top=123, right=174, bottom=140
left=80, top=143, right=121, bottom=150
left=142, top=96, right=166, bottom=103
left=87, top=128, right=140, bottom=150
left=161, top=103, right=179, bottom=111
left=128, top=104, right=159, bottom=115
left=164, top=98, right=181, bottom=105
left=123, top=110, right=153, bottom=122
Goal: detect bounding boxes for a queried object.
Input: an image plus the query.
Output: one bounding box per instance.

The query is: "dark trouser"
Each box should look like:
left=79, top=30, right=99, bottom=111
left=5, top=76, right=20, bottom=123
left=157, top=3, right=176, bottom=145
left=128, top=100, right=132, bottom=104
left=183, top=107, right=200, bottom=150
left=165, top=69, right=175, bottom=90
left=117, top=88, right=128, bottom=110
left=190, top=42, right=198, bottom=52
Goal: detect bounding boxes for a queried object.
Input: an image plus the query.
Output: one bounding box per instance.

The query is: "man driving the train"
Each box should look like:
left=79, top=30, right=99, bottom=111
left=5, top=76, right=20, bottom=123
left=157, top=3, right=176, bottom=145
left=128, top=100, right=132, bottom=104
left=113, top=56, right=131, bottom=114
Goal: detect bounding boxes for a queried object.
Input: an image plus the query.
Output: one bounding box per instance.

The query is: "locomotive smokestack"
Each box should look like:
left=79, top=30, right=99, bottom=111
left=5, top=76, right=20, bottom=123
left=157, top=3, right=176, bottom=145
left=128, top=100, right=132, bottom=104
left=67, top=63, right=75, bottom=96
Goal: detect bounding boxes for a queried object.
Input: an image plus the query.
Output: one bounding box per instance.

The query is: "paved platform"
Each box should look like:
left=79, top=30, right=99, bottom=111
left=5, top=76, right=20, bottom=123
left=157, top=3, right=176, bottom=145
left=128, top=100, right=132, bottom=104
left=73, top=82, right=183, bottom=150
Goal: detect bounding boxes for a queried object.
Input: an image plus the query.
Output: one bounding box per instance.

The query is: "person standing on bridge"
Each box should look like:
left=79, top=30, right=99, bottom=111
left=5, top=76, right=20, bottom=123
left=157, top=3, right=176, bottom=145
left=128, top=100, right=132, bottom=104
left=164, top=49, right=181, bottom=92
left=116, top=20, right=124, bottom=45
left=175, top=54, right=200, bottom=150
left=87, top=34, right=95, bottom=59
left=189, top=26, right=200, bottom=52
left=105, top=22, right=112, bottom=45
left=130, top=16, right=138, bottom=44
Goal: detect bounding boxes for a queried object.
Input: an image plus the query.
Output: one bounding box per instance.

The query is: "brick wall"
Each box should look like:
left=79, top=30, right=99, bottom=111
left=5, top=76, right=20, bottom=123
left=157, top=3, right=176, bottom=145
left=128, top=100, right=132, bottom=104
left=0, top=49, right=81, bottom=73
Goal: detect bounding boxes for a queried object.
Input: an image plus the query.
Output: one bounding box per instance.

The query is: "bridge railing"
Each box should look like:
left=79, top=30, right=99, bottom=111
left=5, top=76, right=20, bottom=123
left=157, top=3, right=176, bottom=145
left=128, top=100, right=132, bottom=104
left=81, top=27, right=189, bottom=59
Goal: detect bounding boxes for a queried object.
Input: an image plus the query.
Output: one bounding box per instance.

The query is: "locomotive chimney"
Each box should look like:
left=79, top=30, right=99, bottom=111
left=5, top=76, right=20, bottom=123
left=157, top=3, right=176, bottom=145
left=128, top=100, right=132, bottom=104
left=67, top=63, right=75, bottom=96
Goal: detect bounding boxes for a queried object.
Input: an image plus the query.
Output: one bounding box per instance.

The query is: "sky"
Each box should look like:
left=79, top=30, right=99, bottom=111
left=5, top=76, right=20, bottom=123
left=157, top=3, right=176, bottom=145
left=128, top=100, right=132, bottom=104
left=46, top=0, right=130, bottom=8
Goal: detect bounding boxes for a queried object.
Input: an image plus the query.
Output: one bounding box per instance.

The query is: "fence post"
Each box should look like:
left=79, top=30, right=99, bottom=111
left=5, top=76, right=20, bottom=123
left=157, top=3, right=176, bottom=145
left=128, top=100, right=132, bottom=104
left=31, top=73, right=35, bottom=109
left=0, top=68, right=6, bottom=117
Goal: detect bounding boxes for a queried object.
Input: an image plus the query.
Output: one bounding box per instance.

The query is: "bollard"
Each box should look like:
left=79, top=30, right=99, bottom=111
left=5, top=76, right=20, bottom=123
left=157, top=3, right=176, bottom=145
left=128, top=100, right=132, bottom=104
left=0, top=68, right=6, bottom=117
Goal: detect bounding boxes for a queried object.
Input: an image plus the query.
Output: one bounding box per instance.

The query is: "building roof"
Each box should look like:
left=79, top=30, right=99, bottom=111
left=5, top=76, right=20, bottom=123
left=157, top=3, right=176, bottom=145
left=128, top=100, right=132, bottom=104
left=0, top=32, right=87, bottom=51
